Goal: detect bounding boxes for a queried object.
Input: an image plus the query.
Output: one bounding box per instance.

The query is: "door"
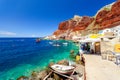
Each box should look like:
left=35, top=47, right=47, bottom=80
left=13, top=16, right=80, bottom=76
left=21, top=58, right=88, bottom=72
left=95, top=42, right=101, bottom=54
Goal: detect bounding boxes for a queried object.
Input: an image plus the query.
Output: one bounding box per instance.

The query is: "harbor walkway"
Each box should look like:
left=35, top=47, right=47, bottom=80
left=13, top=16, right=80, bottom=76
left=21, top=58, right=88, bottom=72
left=84, top=54, right=120, bottom=80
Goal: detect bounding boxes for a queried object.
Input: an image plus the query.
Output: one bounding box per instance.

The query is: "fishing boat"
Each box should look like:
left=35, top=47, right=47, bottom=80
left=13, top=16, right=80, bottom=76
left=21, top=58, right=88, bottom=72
left=53, top=41, right=60, bottom=46
left=63, top=42, right=68, bottom=46
left=51, top=64, right=75, bottom=74
left=49, top=42, right=53, bottom=44
left=53, top=44, right=60, bottom=46
left=36, top=38, right=41, bottom=43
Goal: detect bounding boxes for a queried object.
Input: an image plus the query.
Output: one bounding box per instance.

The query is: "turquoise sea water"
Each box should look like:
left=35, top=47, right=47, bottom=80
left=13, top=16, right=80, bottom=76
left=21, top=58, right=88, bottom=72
left=0, top=38, right=79, bottom=80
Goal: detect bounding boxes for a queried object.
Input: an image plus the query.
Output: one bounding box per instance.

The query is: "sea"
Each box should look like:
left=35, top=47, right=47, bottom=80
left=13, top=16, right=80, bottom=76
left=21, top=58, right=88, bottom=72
left=0, top=38, right=79, bottom=80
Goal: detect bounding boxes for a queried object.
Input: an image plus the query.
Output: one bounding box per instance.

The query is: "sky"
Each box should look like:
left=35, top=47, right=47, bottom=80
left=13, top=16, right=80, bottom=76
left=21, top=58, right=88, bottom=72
left=0, top=0, right=116, bottom=37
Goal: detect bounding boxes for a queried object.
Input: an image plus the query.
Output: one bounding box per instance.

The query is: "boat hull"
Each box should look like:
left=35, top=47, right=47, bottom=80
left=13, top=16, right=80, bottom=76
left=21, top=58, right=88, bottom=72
left=51, top=64, right=75, bottom=75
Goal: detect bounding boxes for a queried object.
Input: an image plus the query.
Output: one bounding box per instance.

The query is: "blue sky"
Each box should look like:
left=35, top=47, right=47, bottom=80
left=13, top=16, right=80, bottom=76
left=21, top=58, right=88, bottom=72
left=0, top=0, right=115, bottom=37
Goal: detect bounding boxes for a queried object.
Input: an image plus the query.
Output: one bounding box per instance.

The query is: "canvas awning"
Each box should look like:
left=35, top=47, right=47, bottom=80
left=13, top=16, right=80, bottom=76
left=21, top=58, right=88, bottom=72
left=79, top=38, right=101, bottom=43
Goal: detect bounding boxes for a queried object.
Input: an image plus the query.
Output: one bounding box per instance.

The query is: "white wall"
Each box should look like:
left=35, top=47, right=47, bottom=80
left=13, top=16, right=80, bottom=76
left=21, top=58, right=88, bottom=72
left=100, top=25, right=120, bottom=36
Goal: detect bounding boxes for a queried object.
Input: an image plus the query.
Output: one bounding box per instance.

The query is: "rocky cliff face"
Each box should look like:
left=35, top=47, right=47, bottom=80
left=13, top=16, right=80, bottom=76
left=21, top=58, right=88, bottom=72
left=53, top=0, right=120, bottom=39
left=95, top=1, right=120, bottom=29
left=53, top=16, right=94, bottom=37
left=73, top=16, right=94, bottom=31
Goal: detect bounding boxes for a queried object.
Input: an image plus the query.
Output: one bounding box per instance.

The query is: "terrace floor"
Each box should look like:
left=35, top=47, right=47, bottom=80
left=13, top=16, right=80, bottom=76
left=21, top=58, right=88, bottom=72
left=84, top=54, right=120, bottom=80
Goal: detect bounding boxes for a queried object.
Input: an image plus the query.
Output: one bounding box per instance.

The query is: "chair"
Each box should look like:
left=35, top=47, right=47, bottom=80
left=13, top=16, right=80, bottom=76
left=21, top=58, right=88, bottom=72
left=106, top=51, right=116, bottom=61
left=106, top=51, right=120, bottom=65
left=115, top=54, right=120, bottom=65
left=101, top=50, right=116, bottom=61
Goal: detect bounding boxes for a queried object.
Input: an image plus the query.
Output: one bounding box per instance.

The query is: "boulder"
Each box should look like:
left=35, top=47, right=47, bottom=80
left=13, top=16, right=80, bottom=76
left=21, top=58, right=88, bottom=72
left=57, top=60, right=69, bottom=66
left=17, top=76, right=29, bottom=80
left=47, top=78, right=54, bottom=80
left=53, top=73, right=61, bottom=80
left=38, top=70, right=47, bottom=80
left=48, top=62, right=55, bottom=67
left=31, top=71, right=39, bottom=80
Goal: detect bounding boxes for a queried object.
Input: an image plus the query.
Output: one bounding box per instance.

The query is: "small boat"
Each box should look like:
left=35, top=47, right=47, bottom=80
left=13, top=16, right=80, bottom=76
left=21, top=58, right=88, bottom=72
left=51, top=64, right=75, bottom=74
left=53, top=44, right=60, bottom=46
left=63, top=42, right=68, bottom=46
left=36, top=38, right=41, bottom=43
left=49, top=42, right=53, bottom=44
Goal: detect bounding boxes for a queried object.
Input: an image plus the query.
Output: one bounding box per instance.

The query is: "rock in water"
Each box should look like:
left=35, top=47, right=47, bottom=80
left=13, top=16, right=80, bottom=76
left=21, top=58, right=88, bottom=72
left=17, top=76, right=29, bottom=80
left=48, top=62, right=55, bottom=67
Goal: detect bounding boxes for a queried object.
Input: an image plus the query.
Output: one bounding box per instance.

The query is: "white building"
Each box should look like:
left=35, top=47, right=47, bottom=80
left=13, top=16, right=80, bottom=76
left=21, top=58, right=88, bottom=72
left=100, top=25, right=120, bottom=37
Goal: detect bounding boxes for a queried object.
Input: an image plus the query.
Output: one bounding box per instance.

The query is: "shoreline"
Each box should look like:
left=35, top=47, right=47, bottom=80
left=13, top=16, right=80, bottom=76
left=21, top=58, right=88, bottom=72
left=9, top=40, right=78, bottom=80
left=0, top=39, right=81, bottom=80
left=16, top=40, right=81, bottom=80
left=17, top=59, right=85, bottom=80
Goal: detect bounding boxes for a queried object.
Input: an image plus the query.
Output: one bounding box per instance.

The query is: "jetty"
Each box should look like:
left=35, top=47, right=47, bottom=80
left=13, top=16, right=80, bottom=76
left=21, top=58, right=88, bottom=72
left=84, top=54, right=120, bottom=80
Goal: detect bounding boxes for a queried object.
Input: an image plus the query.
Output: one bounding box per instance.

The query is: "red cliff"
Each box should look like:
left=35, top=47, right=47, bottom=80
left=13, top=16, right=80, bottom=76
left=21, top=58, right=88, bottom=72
left=95, top=1, right=120, bottom=29
left=53, top=1, right=120, bottom=39
left=53, top=15, right=94, bottom=37
left=73, top=16, right=94, bottom=31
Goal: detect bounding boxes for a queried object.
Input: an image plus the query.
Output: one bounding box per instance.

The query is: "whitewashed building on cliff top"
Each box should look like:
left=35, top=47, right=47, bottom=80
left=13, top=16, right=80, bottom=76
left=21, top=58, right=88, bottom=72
left=100, top=24, right=120, bottom=37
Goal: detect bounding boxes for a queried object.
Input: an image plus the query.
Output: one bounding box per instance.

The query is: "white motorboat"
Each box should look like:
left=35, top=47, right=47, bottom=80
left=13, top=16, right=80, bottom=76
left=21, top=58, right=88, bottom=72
left=53, top=44, right=60, bottom=46
left=63, top=42, right=68, bottom=46
left=51, top=64, right=75, bottom=74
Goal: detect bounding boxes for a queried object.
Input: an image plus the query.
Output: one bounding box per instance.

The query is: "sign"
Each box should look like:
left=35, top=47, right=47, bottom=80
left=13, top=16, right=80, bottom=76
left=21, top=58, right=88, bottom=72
left=114, top=44, right=120, bottom=53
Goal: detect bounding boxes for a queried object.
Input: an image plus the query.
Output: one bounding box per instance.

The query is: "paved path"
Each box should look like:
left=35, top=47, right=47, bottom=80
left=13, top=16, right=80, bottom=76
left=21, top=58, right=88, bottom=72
left=84, top=54, right=120, bottom=80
